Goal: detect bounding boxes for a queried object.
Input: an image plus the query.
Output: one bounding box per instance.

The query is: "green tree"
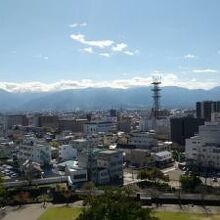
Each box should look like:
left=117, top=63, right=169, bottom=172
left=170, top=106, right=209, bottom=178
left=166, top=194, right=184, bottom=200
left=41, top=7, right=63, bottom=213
left=137, top=168, right=169, bottom=182
left=62, top=188, right=72, bottom=207
left=77, top=188, right=157, bottom=220
left=13, top=191, right=30, bottom=207
left=50, top=140, right=59, bottom=148
left=0, top=176, right=6, bottom=206
left=179, top=175, right=202, bottom=192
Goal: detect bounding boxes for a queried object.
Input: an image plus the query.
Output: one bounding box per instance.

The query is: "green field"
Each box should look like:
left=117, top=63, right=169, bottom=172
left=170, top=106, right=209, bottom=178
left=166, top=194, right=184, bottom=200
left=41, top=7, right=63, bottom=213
left=38, top=207, right=81, bottom=220
left=38, top=207, right=220, bottom=220
left=154, top=211, right=220, bottom=220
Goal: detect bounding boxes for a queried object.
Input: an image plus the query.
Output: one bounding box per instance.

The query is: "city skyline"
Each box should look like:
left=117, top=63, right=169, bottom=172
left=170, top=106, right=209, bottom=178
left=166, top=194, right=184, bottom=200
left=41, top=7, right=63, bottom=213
left=1, top=0, right=220, bottom=92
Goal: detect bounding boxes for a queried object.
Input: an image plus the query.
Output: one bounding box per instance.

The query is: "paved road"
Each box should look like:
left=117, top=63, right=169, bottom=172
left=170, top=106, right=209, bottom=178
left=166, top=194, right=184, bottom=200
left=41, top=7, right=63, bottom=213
left=2, top=204, right=49, bottom=220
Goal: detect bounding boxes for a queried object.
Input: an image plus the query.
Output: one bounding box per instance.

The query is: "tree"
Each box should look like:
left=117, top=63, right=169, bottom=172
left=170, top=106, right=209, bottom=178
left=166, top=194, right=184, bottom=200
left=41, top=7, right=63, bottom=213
left=77, top=188, right=157, bottom=220
left=137, top=168, right=169, bottom=182
left=13, top=191, right=30, bottom=207
left=62, top=188, right=72, bottom=206
left=0, top=176, right=6, bottom=206
left=179, top=175, right=202, bottom=192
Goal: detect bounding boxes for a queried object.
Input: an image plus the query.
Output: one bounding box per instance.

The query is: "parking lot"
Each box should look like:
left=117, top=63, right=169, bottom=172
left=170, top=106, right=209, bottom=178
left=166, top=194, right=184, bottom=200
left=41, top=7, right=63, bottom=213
left=165, top=165, right=220, bottom=188
left=0, top=164, right=20, bottom=181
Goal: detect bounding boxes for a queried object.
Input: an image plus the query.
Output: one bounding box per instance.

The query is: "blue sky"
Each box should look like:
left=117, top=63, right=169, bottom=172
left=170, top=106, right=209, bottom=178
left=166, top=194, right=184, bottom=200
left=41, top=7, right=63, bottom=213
left=0, top=0, right=220, bottom=91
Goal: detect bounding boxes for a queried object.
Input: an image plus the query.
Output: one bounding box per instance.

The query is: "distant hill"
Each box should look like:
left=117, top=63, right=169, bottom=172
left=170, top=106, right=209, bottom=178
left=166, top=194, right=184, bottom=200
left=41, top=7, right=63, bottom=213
left=0, top=86, right=220, bottom=112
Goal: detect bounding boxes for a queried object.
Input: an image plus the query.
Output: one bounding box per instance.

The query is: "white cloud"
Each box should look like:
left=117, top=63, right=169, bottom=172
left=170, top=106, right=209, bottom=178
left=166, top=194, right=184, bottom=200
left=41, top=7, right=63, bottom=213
left=70, top=34, right=114, bottom=49
left=112, top=43, right=127, bottom=52
left=80, top=47, right=93, bottom=54
left=0, top=72, right=217, bottom=93
left=69, top=23, right=78, bottom=28
left=192, top=69, right=218, bottom=73
left=34, top=54, right=49, bottom=60
left=184, top=54, right=197, bottom=59
left=99, top=53, right=110, bottom=57
left=124, top=51, right=134, bottom=56
left=70, top=34, right=138, bottom=57
left=69, top=22, right=87, bottom=28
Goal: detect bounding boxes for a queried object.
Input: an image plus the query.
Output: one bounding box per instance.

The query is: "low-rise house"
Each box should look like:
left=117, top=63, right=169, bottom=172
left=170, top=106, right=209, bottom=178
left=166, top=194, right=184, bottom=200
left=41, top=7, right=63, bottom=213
left=152, top=151, right=173, bottom=168
left=65, top=162, right=88, bottom=185
left=124, top=149, right=154, bottom=168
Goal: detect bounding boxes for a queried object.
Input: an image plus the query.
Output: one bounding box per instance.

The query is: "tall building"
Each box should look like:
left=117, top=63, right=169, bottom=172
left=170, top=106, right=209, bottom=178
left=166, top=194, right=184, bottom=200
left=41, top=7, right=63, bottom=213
left=6, top=114, right=28, bottom=129
left=34, top=115, right=59, bottom=130
left=58, top=118, right=88, bottom=132
left=170, top=117, right=205, bottom=145
left=110, top=109, right=117, bottom=117
left=117, top=116, right=132, bottom=133
left=185, top=122, right=220, bottom=170
left=196, top=101, right=220, bottom=121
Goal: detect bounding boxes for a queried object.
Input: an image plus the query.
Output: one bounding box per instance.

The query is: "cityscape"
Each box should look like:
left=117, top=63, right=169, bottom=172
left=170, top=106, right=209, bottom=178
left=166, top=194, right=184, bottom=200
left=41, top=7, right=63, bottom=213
left=1, top=1, right=220, bottom=220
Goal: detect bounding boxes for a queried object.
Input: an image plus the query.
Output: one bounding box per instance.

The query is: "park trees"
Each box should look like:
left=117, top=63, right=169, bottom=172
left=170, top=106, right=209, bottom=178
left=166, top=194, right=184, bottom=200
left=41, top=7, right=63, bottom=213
left=77, top=188, right=157, bottom=220
left=0, top=176, right=5, bottom=206
left=137, top=167, right=169, bottom=182
left=179, top=175, right=202, bottom=192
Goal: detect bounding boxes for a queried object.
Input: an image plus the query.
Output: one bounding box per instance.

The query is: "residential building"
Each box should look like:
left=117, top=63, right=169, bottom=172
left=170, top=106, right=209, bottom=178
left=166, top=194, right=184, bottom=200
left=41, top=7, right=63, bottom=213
left=18, top=138, right=51, bottom=166
left=21, top=160, right=42, bottom=179
left=78, top=148, right=101, bottom=182
left=0, top=138, right=14, bottom=159
left=97, top=150, right=123, bottom=185
left=152, top=151, right=173, bottom=168
left=34, top=115, right=59, bottom=130
left=78, top=148, right=123, bottom=185
left=117, top=116, right=132, bottom=133
left=70, top=138, right=89, bottom=153
left=59, top=145, right=77, bottom=162
left=84, top=121, right=114, bottom=134
left=6, top=114, right=28, bottom=129
left=58, top=118, right=88, bottom=132
left=211, top=112, right=220, bottom=122
left=124, top=149, right=154, bottom=168
left=139, top=117, right=170, bottom=135
left=185, top=122, right=220, bottom=170
left=127, top=131, right=157, bottom=149
left=65, top=161, right=88, bottom=184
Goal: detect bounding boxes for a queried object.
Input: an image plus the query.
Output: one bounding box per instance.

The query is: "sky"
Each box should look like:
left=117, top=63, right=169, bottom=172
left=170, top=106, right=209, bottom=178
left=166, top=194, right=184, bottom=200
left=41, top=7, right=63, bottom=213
left=0, top=0, right=220, bottom=92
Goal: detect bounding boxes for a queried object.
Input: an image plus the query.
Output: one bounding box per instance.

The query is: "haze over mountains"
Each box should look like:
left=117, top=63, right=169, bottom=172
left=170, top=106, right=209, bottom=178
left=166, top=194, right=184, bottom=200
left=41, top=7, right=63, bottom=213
left=0, top=86, right=220, bottom=112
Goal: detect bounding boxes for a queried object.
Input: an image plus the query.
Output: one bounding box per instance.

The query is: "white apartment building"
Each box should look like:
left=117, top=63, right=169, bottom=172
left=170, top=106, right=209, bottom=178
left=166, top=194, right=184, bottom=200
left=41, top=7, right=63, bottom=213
left=128, top=131, right=157, bottom=149
left=185, top=122, right=220, bottom=170
left=18, top=138, right=51, bottom=166
left=59, top=145, right=77, bottom=162
left=211, top=112, right=220, bottom=122
left=0, top=138, right=14, bottom=158
left=139, top=117, right=170, bottom=134
left=97, top=150, right=123, bottom=184
left=84, top=121, right=114, bottom=134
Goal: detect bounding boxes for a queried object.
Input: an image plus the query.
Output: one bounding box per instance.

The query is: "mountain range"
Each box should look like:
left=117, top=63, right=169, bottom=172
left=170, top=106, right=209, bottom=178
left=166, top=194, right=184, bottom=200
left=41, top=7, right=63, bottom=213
left=0, top=86, right=220, bottom=112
